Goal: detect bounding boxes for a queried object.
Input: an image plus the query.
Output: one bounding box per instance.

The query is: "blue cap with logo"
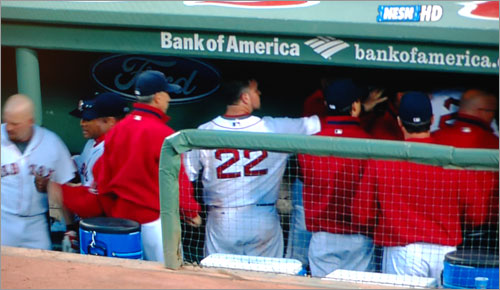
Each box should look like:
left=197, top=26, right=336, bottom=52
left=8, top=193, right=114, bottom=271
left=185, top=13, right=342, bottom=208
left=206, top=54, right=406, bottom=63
left=324, top=79, right=361, bottom=113
left=134, top=70, right=182, bottom=98
left=398, top=91, right=432, bottom=125
left=69, top=92, right=130, bottom=121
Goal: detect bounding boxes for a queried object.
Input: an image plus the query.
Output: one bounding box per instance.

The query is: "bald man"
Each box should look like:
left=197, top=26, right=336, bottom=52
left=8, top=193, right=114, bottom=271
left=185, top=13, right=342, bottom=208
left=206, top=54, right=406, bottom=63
left=1, top=94, right=76, bottom=250
left=433, top=89, right=498, bottom=149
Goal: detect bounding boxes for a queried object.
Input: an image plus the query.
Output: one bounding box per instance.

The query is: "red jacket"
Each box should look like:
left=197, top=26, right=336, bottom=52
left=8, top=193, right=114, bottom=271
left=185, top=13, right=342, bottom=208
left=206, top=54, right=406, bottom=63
left=433, top=113, right=499, bottom=149
left=298, top=116, right=371, bottom=234
left=62, top=103, right=200, bottom=224
left=353, top=138, right=493, bottom=247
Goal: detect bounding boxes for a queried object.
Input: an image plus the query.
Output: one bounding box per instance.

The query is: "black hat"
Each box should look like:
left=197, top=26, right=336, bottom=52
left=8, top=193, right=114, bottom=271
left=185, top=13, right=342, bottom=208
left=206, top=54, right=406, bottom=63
left=398, top=91, right=432, bottom=125
left=324, top=79, right=361, bottom=113
left=134, top=70, right=182, bottom=98
left=69, top=92, right=130, bottom=121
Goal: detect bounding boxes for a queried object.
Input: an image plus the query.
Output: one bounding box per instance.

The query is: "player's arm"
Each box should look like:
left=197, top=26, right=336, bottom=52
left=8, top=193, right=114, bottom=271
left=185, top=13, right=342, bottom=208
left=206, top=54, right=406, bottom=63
left=265, top=115, right=321, bottom=135
left=48, top=180, right=105, bottom=218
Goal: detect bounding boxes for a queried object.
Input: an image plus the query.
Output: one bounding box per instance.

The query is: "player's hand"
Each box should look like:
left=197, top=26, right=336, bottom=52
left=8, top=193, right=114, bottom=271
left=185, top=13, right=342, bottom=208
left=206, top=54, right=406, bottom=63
left=362, top=88, right=388, bottom=112
left=34, top=174, right=50, bottom=193
left=185, top=214, right=202, bottom=227
left=62, top=230, right=80, bottom=253
left=47, top=180, right=63, bottom=206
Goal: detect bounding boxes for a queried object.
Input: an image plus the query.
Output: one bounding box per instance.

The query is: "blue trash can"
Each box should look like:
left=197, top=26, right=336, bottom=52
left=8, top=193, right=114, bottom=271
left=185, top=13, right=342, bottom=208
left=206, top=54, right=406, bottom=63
left=79, top=217, right=143, bottom=260
left=443, top=250, right=499, bottom=289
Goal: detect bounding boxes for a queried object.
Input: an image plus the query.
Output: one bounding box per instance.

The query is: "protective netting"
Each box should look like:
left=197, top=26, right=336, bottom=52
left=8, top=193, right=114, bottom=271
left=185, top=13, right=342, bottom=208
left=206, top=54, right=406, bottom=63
left=160, top=129, right=498, bottom=288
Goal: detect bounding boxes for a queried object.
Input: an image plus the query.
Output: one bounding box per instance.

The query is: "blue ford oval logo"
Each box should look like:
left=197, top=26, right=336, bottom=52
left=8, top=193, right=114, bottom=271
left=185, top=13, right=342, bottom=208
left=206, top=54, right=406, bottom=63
left=91, top=54, right=221, bottom=104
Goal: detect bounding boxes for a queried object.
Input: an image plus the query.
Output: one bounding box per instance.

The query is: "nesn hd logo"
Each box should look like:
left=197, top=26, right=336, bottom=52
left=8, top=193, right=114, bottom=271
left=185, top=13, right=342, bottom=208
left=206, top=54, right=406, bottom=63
left=377, top=5, right=443, bottom=22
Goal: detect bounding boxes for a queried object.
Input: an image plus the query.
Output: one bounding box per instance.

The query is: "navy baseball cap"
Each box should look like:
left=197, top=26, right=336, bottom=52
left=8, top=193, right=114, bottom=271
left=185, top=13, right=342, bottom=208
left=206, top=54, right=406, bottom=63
left=134, top=70, right=182, bottom=97
left=324, top=79, right=361, bottom=112
left=398, top=91, right=432, bottom=125
left=69, top=92, right=130, bottom=121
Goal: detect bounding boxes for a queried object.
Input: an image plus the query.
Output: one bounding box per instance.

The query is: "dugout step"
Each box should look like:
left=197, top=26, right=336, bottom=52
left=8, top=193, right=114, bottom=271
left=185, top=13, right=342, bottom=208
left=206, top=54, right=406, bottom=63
left=325, top=269, right=438, bottom=288
left=200, top=253, right=304, bottom=275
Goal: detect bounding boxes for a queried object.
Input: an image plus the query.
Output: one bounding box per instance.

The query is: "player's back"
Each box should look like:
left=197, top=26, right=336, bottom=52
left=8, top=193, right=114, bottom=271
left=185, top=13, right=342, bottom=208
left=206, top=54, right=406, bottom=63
left=299, top=116, right=371, bottom=234
left=193, top=114, right=320, bottom=207
left=97, top=105, right=174, bottom=208
left=433, top=116, right=499, bottom=149
left=356, top=159, right=490, bottom=247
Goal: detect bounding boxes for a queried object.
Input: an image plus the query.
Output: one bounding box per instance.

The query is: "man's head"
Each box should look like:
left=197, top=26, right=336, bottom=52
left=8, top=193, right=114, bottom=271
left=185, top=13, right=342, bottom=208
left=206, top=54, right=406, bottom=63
left=3, top=94, right=35, bottom=143
left=134, top=70, right=182, bottom=113
left=398, top=91, right=433, bottom=134
left=220, top=79, right=262, bottom=112
left=459, top=89, right=498, bottom=124
left=70, top=92, right=130, bottom=139
left=323, top=79, right=362, bottom=117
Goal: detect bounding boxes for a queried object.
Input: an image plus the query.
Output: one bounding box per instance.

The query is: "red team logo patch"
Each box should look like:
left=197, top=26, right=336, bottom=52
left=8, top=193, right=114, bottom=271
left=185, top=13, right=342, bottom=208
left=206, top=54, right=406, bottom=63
left=184, top=1, right=319, bottom=8
left=458, top=1, right=499, bottom=20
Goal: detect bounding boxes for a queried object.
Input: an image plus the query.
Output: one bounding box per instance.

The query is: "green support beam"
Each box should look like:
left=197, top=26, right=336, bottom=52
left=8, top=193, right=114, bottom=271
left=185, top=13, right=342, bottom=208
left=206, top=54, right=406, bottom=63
left=16, top=47, right=42, bottom=125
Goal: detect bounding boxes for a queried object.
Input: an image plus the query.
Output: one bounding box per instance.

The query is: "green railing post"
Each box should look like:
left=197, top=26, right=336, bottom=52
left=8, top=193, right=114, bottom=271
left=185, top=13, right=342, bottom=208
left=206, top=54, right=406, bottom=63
left=159, top=135, right=183, bottom=269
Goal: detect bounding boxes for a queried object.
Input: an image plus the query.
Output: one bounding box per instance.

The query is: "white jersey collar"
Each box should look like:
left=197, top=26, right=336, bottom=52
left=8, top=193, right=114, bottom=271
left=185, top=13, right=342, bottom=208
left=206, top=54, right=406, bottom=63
left=211, top=115, right=262, bottom=130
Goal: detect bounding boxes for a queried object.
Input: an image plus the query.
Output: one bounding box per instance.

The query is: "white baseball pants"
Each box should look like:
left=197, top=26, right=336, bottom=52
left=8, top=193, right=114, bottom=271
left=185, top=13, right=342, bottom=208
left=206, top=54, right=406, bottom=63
left=1, top=210, right=51, bottom=250
left=383, top=242, right=456, bottom=286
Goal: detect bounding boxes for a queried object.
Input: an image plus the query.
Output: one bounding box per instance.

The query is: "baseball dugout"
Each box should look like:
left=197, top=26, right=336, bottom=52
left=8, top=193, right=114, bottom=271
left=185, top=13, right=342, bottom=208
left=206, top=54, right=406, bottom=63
left=159, top=129, right=498, bottom=288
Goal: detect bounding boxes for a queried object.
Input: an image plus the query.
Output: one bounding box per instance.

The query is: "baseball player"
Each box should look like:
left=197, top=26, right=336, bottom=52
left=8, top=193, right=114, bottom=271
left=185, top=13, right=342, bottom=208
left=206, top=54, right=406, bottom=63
left=353, top=92, right=492, bottom=286
left=1, top=94, right=76, bottom=250
left=430, top=88, right=499, bottom=136
left=298, top=79, right=374, bottom=277
left=70, top=92, right=130, bottom=187
left=285, top=80, right=387, bottom=269
left=433, top=89, right=499, bottom=255
left=433, top=89, right=498, bottom=149
left=58, top=92, right=130, bottom=252
left=48, top=71, right=201, bottom=261
left=184, top=79, right=321, bottom=258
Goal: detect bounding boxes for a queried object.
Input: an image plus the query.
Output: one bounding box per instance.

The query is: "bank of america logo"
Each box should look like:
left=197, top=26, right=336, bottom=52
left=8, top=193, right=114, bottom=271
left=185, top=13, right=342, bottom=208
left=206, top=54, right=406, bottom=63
left=305, top=37, right=349, bottom=59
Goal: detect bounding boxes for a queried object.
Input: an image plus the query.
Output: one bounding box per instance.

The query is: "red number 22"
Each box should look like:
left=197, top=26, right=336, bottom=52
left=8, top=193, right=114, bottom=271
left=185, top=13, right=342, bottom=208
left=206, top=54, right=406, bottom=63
left=215, top=149, right=268, bottom=179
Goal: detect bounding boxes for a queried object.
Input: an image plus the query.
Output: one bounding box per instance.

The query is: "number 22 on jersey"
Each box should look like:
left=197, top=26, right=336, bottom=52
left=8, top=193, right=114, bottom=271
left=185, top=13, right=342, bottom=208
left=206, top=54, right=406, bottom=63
left=215, top=149, right=268, bottom=179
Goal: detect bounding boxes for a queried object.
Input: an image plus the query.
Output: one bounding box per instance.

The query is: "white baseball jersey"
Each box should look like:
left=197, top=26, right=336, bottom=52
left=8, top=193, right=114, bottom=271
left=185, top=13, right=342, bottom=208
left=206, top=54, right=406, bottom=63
left=1, top=124, right=76, bottom=215
left=184, top=115, right=320, bottom=207
left=430, top=89, right=499, bottom=135
left=73, top=139, right=104, bottom=186
left=1, top=124, right=76, bottom=249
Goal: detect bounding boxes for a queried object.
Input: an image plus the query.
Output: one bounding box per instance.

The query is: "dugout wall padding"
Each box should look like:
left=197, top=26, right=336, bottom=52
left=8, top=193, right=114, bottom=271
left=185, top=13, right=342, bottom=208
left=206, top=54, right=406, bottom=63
left=159, top=129, right=499, bottom=269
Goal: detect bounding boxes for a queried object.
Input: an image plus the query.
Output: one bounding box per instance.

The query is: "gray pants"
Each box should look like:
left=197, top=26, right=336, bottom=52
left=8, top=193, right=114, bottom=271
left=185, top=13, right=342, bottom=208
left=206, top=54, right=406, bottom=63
left=285, top=180, right=311, bottom=266
left=309, top=232, right=375, bottom=277
left=205, top=204, right=284, bottom=258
